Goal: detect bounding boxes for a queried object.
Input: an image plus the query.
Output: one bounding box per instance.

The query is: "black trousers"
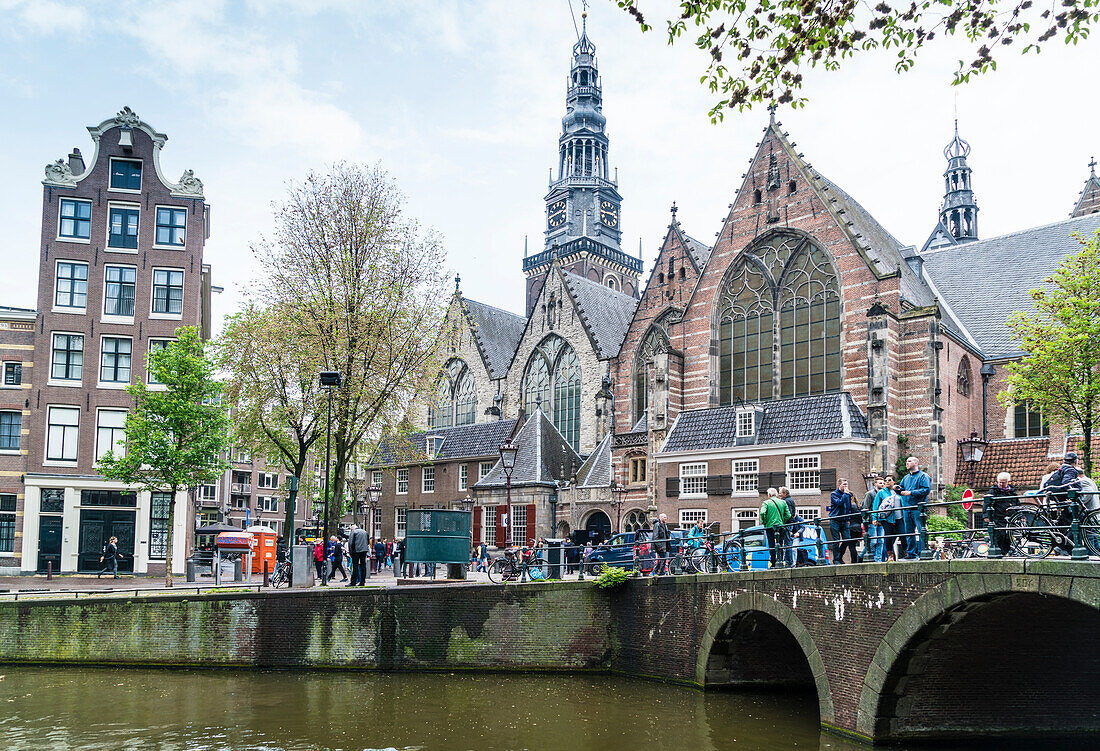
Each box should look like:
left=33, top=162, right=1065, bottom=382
left=99, top=556, right=118, bottom=577
left=765, top=527, right=780, bottom=566
left=329, top=556, right=348, bottom=581
left=350, top=552, right=368, bottom=585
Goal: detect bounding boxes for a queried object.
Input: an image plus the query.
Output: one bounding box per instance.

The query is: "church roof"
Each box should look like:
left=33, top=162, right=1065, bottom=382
left=461, top=297, right=526, bottom=379
left=474, top=408, right=581, bottom=489
left=574, top=432, right=612, bottom=488
left=660, top=393, right=871, bottom=453
left=1072, top=162, right=1100, bottom=218
left=682, top=234, right=712, bottom=269
left=921, top=213, right=1100, bottom=358
left=561, top=269, right=639, bottom=358
left=369, top=418, right=518, bottom=467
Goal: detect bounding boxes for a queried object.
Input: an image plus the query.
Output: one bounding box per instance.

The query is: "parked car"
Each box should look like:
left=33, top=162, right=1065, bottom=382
left=584, top=529, right=689, bottom=574
left=719, top=524, right=820, bottom=570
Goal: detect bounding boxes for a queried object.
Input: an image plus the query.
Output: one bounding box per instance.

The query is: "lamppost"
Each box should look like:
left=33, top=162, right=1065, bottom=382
left=499, top=440, right=518, bottom=546
left=979, top=363, right=996, bottom=440
left=959, top=432, right=988, bottom=489
left=611, top=481, right=627, bottom=533
left=318, top=370, right=343, bottom=587
left=362, top=484, right=381, bottom=578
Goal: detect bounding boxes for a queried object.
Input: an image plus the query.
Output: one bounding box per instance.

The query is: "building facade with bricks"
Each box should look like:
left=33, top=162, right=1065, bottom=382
left=0, top=307, right=36, bottom=573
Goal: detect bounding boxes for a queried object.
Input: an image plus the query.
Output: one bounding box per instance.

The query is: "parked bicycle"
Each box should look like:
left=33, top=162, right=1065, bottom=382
left=487, top=546, right=548, bottom=583
left=1004, top=493, right=1078, bottom=558
left=270, top=558, right=292, bottom=588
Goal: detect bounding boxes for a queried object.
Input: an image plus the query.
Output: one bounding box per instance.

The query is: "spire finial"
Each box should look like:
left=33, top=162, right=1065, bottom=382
left=454, top=273, right=461, bottom=292
left=670, top=201, right=678, bottom=219
left=768, top=102, right=778, bottom=124
left=1090, top=156, right=1097, bottom=179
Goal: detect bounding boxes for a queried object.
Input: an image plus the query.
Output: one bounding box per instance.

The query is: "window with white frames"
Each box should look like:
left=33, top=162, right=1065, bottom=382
left=109, top=158, right=142, bottom=191
left=104, top=266, right=136, bottom=317
left=58, top=199, right=91, bottom=240
left=797, top=506, right=821, bottom=521
left=511, top=505, right=527, bottom=546
left=2, top=361, right=21, bottom=387
left=146, top=339, right=171, bottom=385
left=786, top=455, right=821, bottom=491
left=395, top=507, right=407, bottom=538
left=372, top=507, right=383, bottom=540
left=484, top=506, right=496, bottom=546
left=396, top=468, right=409, bottom=494
left=50, top=333, right=83, bottom=382
left=200, top=484, right=217, bottom=501
left=55, top=261, right=88, bottom=309
left=155, top=207, right=186, bottom=246
left=234, top=448, right=251, bottom=463
left=257, top=472, right=278, bottom=489
left=733, top=459, right=759, bottom=493
left=679, top=463, right=708, bottom=496
left=258, top=496, right=279, bottom=513
left=679, top=509, right=708, bottom=528
left=100, top=337, right=132, bottom=384
left=46, top=406, right=79, bottom=462
left=151, top=269, right=184, bottom=315
left=733, top=508, right=758, bottom=531
left=107, top=205, right=139, bottom=249
left=0, top=411, right=21, bottom=452
left=736, top=409, right=755, bottom=438
left=371, top=470, right=383, bottom=488
left=479, top=461, right=493, bottom=480
left=422, top=466, right=435, bottom=493
left=95, top=409, right=126, bottom=459
left=459, top=464, right=468, bottom=491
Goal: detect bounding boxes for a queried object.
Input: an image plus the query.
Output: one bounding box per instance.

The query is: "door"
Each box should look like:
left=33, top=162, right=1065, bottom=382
left=583, top=510, right=612, bottom=545
left=37, top=517, right=63, bottom=573
left=78, top=510, right=136, bottom=572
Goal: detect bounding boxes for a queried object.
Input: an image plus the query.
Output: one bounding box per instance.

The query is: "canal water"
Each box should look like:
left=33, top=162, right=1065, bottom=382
left=0, top=667, right=1081, bottom=750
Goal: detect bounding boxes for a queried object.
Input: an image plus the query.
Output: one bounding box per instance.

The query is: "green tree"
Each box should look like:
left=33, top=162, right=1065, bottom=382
left=1000, top=230, right=1100, bottom=475
left=97, top=327, right=230, bottom=586
left=615, top=0, right=1100, bottom=119
left=215, top=303, right=323, bottom=548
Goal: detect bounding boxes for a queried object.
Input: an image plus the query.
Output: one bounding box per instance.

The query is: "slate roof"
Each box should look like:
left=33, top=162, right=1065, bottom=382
left=561, top=270, right=639, bottom=358
left=461, top=297, right=526, bottom=379
left=954, top=437, right=1053, bottom=490
left=629, top=412, right=647, bottom=433
left=660, top=393, right=870, bottom=453
left=369, top=419, right=517, bottom=467
left=682, top=233, right=712, bottom=270
left=575, top=433, right=612, bottom=488
left=474, top=408, right=582, bottom=488
left=921, top=213, right=1100, bottom=358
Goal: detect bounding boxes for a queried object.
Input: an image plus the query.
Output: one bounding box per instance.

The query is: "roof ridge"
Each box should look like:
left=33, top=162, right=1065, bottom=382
left=460, top=295, right=525, bottom=321
left=921, top=212, right=1100, bottom=256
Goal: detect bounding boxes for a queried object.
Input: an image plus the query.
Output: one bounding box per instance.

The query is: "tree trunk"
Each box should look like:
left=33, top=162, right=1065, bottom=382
left=1084, top=419, right=1093, bottom=478
left=282, top=455, right=308, bottom=549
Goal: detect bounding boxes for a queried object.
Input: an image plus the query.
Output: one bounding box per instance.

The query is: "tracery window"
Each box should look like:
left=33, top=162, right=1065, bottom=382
left=956, top=357, right=972, bottom=398
left=428, top=358, right=477, bottom=429
left=716, top=233, right=841, bottom=403
left=633, top=309, right=677, bottom=424
left=523, top=334, right=581, bottom=451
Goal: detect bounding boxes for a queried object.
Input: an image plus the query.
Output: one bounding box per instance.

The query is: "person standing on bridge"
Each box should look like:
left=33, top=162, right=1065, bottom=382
left=897, top=457, right=931, bottom=559
left=760, top=488, right=791, bottom=568
left=347, top=523, right=369, bottom=586
left=828, top=479, right=858, bottom=564
left=651, top=513, right=672, bottom=575
left=983, top=471, right=1015, bottom=557
left=864, top=476, right=885, bottom=562
left=874, top=477, right=902, bottom=562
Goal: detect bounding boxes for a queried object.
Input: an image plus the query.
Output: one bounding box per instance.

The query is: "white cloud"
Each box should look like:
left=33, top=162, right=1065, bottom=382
left=2, top=0, right=90, bottom=34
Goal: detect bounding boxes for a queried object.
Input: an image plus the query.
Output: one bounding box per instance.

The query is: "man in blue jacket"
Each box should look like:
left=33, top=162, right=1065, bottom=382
left=897, top=456, right=931, bottom=559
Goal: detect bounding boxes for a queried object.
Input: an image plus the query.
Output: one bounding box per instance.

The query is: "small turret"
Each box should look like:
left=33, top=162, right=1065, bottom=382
left=938, top=122, right=979, bottom=242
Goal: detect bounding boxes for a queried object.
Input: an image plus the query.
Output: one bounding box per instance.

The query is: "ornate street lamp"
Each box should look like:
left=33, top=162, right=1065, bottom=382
left=499, top=440, right=518, bottom=546
left=959, top=432, right=988, bottom=489
left=365, top=484, right=382, bottom=543
left=611, top=481, right=628, bottom=533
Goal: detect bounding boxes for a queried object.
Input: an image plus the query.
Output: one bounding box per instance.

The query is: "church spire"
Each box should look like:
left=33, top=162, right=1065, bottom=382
left=1071, top=156, right=1100, bottom=217
left=938, top=121, right=979, bottom=242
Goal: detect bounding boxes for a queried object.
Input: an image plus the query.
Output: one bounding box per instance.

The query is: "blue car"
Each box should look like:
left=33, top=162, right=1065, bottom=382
left=720, top=524, right=821, bottom=570
left=584, top=529, right=689, bottom=574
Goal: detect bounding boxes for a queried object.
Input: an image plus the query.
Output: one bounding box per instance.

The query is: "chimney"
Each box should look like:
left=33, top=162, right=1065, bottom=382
left=68, top=148, right=85, bottom=177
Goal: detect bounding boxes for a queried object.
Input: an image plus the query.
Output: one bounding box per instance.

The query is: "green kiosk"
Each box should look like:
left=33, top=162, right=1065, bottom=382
left=403, top=509, right=472, bottom=580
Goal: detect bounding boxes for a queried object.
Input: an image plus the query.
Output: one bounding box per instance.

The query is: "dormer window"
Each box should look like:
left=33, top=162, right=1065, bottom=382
left=427, top=435, right=445, bottom=458
left=109, top=158, right=142, bottom=192
left=736, top=409, right=755, bottom=438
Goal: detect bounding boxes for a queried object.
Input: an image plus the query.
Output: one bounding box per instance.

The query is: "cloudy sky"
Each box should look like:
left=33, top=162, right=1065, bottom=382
left=1, top=0, right=1097, bottom=322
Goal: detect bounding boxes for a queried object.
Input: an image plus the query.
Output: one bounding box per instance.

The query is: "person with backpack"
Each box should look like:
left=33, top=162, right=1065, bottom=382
left=760, top=488, right=791, bottom=568
left=874, top=476, right=902, bottom=562
left=98, top=536, right=121, bottom=579
left=863, top=476, right=886, bottom=561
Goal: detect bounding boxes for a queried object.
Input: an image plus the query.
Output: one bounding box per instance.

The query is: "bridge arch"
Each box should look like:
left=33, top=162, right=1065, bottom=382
left=696, top=592, right=834, bottom=724
left=858, top=576, right=1100, bottom=743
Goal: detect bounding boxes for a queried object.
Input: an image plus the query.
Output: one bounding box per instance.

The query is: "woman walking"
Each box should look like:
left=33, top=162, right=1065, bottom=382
left=98, top=536, right=121, bottom=579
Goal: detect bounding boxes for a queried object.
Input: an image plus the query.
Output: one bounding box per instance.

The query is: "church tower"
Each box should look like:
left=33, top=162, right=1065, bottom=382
left=524, top=13, right=642, bottom=315
left=938, top=123, right=979, bottom=242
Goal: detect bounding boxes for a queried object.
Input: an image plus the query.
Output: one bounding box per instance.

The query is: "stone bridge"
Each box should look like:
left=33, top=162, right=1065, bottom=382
left=1, top=559, right=1098, bottom=744
left=611, top=558, right=1100, bottom=743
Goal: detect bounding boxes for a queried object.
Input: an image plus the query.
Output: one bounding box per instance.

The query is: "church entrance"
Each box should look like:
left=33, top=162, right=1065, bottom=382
left=583, top=510, right=612, bottom=545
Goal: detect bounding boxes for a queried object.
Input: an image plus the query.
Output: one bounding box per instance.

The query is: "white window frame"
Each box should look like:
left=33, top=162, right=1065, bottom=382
left=1, top=361, right=22, bottom=389
left=371, top=507, right=383, bottom=540
left=797, top=506, right=821, bottom=522
left=395, top=507, right=407, bottom=538
left=150, top=267, right=185, bottom=319
left=95, top=408, right=127, bottom=460
left=49, top=331, right=84, bottom=386
left=479, top=461, right=493, bottom=480
left=53, top=260, right=89, bottom=312
left=396, top=468, right=409, bottom=494
left=459, top=464, right=468, bottom=491
left=199, top=484, right=218, bottom=502
left=108, top=157, right=143, bottom=194
left=57, top=198, right=92, bottom=243
left=679, top=462, right=708, bottom=497
left=679, top=508, right=708, bottom=528
left=153, top=205, right=187, bottom=248
left=105, top=200, right=140, bottom=253
left=258, top=496, right=279, bottom=513
left=786, top=454, right=821, bottom=494
left=736, top=409, right=755, bottom=438
left=0, top=410, right=21, bottom=454
left=371, top=469, right=383, bottom=487
left=45, top=405, right=79, bottom=464
left=483, top=506, right=496, bottom=546
left=102, top=264, right=137, bottom=322
left=511, top=505, right=527, bottom=547
left=257, top=472, right=278, bottom=490
left=98, top=335, right=133, bottom=388
left=732, top=508, right=758, bottom=532
left=146, top=338, right=172, bottom=386
left=422, top=466, right=435, bottom=493
left=732, top=458, right=759, bottom=495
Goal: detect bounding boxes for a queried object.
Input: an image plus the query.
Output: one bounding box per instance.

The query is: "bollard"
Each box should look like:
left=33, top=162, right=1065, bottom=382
left=918, top=499, right=933, bottom=560
left=185, top=558, right=196, bottom=583
left=738, top=531, right=749, bottom=571
left=578, top=545, right=585, bottom=581
left=46, top=560, right=53, bottom=581
left=233, top=558, right=243, bottom=582
left=1069, top=489, right=1089, bottom=561
left=263, top=560, right=270, bottom=587
left=985, top=504, right=1003, bottom=559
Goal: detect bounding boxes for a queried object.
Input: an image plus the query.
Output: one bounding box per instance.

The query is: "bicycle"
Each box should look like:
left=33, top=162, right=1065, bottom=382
left=487, top=547, right=548, bottom=583
left=270, top=559, right=292, bottom=588
left=689, top=537, right=736, bottom=573
left=1004, top=493, right=1076, bottom=559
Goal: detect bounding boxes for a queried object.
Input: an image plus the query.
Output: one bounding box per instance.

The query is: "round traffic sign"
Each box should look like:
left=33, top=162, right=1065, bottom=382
left=961, top=487, right=974, bottom=511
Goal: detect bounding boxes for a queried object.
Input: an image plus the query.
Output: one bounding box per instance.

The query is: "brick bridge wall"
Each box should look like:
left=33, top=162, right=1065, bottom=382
left=1, top=561, right=1098, bottom=743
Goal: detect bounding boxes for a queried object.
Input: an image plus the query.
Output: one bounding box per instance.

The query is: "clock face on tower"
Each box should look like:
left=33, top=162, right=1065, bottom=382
left=548, top=199, right=566, bottom=229
left=600, top=199, right=618, bottom=228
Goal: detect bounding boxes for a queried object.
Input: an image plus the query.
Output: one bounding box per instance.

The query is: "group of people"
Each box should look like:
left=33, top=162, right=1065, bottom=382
left=759, top=486, right=823, bottom=567
left=307, top=525, right=400, bottom=586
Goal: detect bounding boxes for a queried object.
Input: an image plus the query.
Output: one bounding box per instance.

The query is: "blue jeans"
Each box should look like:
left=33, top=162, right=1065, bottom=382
left=871, top=523, right=885, bottom=562
left=902, top=505, right=922, bottom=558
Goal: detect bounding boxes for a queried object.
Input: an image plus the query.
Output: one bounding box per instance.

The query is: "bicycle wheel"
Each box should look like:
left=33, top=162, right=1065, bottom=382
left=1007, top=510, right=1054, bottom=559
left=1081, top=508, right=1100, bottom=557
left=722, top=545, right=743, bottom=571
left=487, top=559, right=507, bottom=584
left=688, top=548, right=707, bottom=573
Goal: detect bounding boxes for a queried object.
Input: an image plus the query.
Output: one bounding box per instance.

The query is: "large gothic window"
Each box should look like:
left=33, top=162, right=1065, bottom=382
left=429, top=358, right=477, bottom=429
left=633, top=310, right=677, bottom=424
left=717, top=234, right=841, bottom=403
left=523, top=335, right=582, bottom=451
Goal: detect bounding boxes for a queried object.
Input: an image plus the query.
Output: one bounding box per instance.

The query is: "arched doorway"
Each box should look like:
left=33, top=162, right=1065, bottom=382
left=873, top=592, right=1100, bottom=743
left=583, top=510, right=612, bottom=544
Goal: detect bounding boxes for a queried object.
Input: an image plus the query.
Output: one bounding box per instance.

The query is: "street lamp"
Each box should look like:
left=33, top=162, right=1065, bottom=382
left=318, top=370, right=343, bottom=587
left=499, top=440, right=518, bottom=546
left=959, top=432, right=988, bottom=488
left=980, top=363, right=996, bottom=440
left=364, top=484, right=382, bottom=542
left=611, top=481, right=628, bottom=533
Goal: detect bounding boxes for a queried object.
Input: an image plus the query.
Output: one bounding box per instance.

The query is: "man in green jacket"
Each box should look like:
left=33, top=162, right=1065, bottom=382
left=760, top=488, right=791, bottom=568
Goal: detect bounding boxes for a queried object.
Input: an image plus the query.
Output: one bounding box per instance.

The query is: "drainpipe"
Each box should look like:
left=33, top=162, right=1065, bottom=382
left=980, top=363, right=996, bottom=440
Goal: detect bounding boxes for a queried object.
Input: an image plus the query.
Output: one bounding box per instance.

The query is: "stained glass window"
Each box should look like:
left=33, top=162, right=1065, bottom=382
left=429, top=358, right=477, bottom=429
left=523, top=335, right=581, bottom=451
